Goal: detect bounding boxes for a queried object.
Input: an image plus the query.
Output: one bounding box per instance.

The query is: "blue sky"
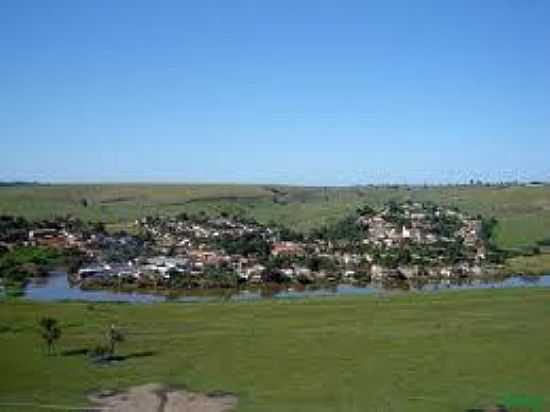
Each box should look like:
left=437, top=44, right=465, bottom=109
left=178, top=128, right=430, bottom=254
left=1, top=0, right=549, bottom=185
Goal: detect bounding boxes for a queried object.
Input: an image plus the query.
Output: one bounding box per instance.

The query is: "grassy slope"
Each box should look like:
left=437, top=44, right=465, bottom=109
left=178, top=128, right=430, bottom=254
left=0, top=184, right=273, bottom=223
left=505, top=253, right=550, bottom=275
left=1, top=184, right=550, bottom=249
left=1, top=289, right=550, bottom=411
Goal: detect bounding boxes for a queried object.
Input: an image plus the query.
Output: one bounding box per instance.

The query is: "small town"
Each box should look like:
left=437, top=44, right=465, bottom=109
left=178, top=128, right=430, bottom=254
left=0, top=201, right=502, bottom=292
left=3, top=4, right=550, bottom=409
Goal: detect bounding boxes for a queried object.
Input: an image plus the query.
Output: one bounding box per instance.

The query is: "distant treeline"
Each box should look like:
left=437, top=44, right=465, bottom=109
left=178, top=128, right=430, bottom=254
left=0, top=181, right=42, bottom=187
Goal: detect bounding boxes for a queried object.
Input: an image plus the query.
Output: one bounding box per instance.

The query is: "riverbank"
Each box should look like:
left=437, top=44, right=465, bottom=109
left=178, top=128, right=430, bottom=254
left=1, top=288, right=549, bottom=411
left=12, top=271, right=550, bottom=303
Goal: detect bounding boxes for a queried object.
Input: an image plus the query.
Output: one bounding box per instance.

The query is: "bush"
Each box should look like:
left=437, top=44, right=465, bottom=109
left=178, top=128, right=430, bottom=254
left=202, top=265, right=240, bottom=288
left=536, top=238, right=550, bottom=247
left=214, top=233, right=271, bottom=258
left=312, top=215, right=365, bottom=242
left=481, top=217, right=498, bottom=242
left=0, top=247, right=61, bottom=284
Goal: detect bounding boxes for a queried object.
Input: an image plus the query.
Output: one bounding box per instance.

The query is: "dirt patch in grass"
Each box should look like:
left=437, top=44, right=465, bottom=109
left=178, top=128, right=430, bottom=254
left=89, top=383, right=237, bottom=412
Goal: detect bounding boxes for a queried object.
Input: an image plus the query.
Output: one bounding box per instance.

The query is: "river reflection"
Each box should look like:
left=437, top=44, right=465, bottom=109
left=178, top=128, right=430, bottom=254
left=8, top=272, right=550, bottom=303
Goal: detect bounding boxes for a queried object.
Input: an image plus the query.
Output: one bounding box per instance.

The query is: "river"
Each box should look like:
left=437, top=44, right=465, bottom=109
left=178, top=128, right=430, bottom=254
left=7, top=272, right=550, bottom=303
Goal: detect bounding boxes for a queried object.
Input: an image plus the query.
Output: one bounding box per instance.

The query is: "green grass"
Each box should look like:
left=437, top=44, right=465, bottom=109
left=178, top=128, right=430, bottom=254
left=0, top=184, right=273, bottom=223
left=1, top=289, right=550, bottom=411
left=1, top=184, right=550, bottom=249
left=505, top=252, right=550, bottom=275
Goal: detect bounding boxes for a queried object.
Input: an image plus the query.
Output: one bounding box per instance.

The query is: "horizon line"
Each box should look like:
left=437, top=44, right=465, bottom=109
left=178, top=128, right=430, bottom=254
left=1, top=179, right=549, bottom=188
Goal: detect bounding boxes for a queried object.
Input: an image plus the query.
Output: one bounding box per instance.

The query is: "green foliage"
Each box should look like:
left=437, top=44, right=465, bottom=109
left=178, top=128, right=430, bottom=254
left=481, top=217, right=498, bottom=242
left=38, top=317, right=61, bottom=355
left=176, top=212, right=190, bottom=221
left=106, top=325, right=125, bottom=355
left=214, top=233, right=271, bottom=258
left=444, top=241, right=466, bottom=264
left=202, top=265, right=240, bottom=288
left=387, top=200, right=402, bottom=214
left=0, top=215, right=30, bottom=242
left=305, top=255, right=337, bottom=272
left=356, top=205, right=376, bottom=216
left=265, top=254, right=299, bottom=272
left=268, top=221, right=304, bottom=242
left=536, top=237, right=550, bottom=246
left=0, top=247, right=61, bottom=284
left=91, top=221, right=106, bottom=233
left=430, top=214, right=462, bottom=238
left=0, top=246, right=60, bottom=267
left=383, top=213, right=408, bottom=228
left=312, top=215, right=365, bottom=242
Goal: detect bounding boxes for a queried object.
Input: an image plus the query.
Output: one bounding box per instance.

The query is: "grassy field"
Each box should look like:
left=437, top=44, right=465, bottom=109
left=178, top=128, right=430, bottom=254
left=1, top=184, right=550, bottom=249
left=505, top=253, right=550, bottom=275
left=1, top=289, right=549, bottom=411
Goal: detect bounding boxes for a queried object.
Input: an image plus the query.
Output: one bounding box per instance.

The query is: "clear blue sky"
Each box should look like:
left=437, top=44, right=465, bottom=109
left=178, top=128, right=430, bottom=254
left=1, top=0, right=549, bottom=185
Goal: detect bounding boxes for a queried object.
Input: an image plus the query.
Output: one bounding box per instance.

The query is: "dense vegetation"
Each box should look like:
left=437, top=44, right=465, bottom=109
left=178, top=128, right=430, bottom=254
left=213, top=232, right=271, bottom=258
left=0, top=244, right=88, bottom=294
left=0, top=215, right=30, bottom=243
left=536, top=237, right=550, bottom=246
left=0, top=247, right=61, bottom=287
left=310, top=214, right=366, bottom=243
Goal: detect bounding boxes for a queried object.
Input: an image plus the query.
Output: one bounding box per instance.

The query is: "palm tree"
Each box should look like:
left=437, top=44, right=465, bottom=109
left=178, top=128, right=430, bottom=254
left=38, top=317, right=61, bottom=355
left=106, top=324, right=125, bottom=355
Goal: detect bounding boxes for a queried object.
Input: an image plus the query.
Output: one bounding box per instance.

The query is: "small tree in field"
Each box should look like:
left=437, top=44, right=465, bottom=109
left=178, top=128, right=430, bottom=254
left=38, top=317, right=61, bottom=355
left=106, top=324, right=125, bottom=355
left=89, top=324, right=126, bottom=362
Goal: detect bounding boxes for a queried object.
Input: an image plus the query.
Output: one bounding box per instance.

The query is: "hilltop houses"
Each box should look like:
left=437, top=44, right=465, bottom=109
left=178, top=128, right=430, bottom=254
left=272, top=241, right=305, bottom=256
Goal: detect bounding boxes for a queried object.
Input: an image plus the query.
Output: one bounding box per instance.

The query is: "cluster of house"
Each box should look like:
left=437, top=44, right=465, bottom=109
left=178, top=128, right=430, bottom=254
left=359, top=203, right=486, bottom=252
left=2, top=202, right=497, bottom=288
left=77, top=255, right=266, bottom=284
left=76, top=248, right=364, bottom=286
left=26, top=226, right=140, bottom=259
left=355, top=202, right=489, bottom=278
left=136, top=215, right=274, bottom=250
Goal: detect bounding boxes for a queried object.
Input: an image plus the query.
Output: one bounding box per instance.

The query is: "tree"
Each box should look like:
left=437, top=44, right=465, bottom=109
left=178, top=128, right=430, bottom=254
left=38, top=317, right=62, bottom=355
left=176, top=212, right=189, bottom=221
left=92, top=221, right=106, bottom=233
left=356, top=205, right=375, bottom=217
left=312, top=215, right=365, bottom=242
left=106, top=324, right=125, bottom=355
left=214, top=233, right=271, bottom=258
left=481, top=217, right=498, bottom=242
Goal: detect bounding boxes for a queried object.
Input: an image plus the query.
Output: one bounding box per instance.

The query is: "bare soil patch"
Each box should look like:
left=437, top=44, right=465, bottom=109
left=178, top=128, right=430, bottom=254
left=89, top=383, right=237, bottom=412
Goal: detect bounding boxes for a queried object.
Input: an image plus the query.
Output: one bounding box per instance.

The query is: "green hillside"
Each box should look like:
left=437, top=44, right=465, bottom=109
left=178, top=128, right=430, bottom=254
left=1, top=184, right=550, bottom=250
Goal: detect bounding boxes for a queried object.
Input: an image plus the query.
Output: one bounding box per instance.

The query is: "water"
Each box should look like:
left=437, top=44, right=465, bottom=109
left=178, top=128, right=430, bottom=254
left=11, top=272, right=550, bottom=303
